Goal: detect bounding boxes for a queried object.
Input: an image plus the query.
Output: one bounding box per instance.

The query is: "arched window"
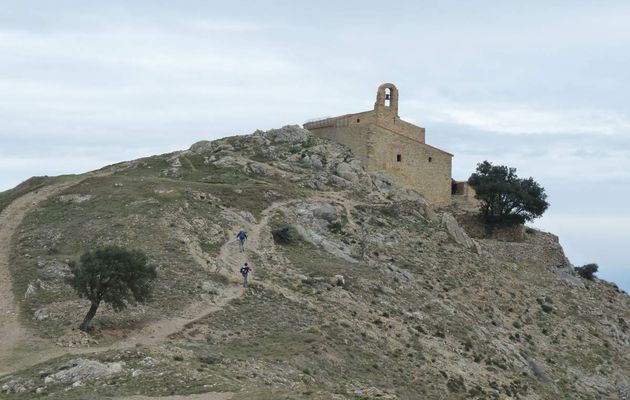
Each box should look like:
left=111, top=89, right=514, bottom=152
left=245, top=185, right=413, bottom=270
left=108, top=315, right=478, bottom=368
left=384, top=88, right=392, bottom=107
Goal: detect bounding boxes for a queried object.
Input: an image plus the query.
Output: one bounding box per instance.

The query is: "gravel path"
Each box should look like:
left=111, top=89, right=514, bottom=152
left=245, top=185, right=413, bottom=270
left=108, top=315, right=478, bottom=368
left=0, top=178, right=85, bottom=374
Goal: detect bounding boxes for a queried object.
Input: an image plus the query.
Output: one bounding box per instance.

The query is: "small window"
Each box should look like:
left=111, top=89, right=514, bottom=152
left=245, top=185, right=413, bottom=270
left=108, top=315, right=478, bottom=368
left=356, top=118, right=360, bottom=123
left=428, top=157, right=433, bottom=162
left=397, top=154, right=402, bottom=162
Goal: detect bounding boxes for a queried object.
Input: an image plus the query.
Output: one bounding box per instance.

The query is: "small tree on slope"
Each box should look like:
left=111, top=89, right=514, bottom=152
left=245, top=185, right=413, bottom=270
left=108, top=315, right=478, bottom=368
left=575, top=263, right=599, bottom=280
left=468, top=160, right=549, bottom=225
left=70, top=246, right=157, bottom=332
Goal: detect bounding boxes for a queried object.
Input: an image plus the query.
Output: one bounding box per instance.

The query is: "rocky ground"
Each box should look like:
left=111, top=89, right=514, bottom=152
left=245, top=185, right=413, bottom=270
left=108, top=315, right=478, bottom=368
left=0, top=126, right=629, bottom=399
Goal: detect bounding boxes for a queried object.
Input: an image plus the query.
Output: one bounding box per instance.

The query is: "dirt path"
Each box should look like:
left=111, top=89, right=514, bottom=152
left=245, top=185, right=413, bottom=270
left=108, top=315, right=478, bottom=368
left=0, top=195, right=293, bottom=377
left=104, top=199, right=292, bottom=349
left=0, top=177, right=90, bottom=374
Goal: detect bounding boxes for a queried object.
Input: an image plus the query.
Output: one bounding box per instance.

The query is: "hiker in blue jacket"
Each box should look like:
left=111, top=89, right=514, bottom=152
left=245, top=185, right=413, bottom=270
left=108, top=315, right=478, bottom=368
left=236, top=229, right=248, bottom=252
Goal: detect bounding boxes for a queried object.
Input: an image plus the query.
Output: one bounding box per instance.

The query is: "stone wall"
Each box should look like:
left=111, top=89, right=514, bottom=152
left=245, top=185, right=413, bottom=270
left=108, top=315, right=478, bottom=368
left=368, top=125, right=452, bottom=205
left=374, top=117, right=426, bottom=142
left=307, top=114, right=452, bottom=205
left=453, top=212, right=526, bottom=242
left=309, top=123, right=373, bottom=165
left=452, top=181, right=480, bottom=211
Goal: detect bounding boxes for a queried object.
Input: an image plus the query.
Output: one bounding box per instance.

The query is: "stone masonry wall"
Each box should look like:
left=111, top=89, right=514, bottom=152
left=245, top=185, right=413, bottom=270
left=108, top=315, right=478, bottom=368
left=367, top=125, right=452, bottom=205
left=308, top=115, right=452, bottom=205
left=309, top=123, right=373, bottom=165
left=374, top=117, right=426, bottom=143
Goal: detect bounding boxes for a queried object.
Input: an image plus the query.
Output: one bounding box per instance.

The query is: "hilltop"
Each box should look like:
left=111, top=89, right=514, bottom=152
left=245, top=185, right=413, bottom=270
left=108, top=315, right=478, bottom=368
left=0, top=126, right=629, bottom=400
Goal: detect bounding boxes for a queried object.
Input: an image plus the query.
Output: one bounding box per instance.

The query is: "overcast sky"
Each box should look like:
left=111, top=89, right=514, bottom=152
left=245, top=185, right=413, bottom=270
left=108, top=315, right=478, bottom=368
left=1, top=1, right=629, bottom=291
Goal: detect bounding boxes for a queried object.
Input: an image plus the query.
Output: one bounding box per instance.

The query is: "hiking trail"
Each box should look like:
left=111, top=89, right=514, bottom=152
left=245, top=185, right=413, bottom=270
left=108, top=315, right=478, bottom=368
left=0, top=177, right=94, bottom=374
left=0, top=193, right=293, bottom=376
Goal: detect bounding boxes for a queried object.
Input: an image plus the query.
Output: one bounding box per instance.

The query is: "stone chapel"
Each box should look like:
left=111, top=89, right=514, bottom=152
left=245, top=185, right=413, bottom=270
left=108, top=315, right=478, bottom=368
left=303, top=83, right=453, bottom=205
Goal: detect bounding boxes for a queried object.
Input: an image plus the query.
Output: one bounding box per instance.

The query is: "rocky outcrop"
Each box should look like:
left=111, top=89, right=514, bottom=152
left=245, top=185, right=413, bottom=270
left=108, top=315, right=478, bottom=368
left=310, top=203, right=338, bottom=222
left=554, top=266, right=585, bottom=287
left=1, top=378, right=35, bottom=394
left=372, top=172, right=427, bottom=203
left=24, top=283, right=36, bottom=298
left=293, top=224, right=358, bottom=263
left=256, top=125, right=311, bottom=144
left=57, top=194, right=93, bottom=204
left=43, top=359, right=124, bottom=385
left=441, top=212, right=480, bottom=253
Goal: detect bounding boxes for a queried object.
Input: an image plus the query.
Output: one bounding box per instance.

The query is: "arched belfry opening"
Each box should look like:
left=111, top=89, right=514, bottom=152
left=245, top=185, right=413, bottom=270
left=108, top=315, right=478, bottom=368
left=384, top=88, right=392, bottom=107
left=374, top=83, right=399, bottom=115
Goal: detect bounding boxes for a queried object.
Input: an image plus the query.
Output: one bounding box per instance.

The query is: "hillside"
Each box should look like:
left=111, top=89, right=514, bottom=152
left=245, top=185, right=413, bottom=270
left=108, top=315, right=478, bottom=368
left=1, top=126, right=629, bottom=400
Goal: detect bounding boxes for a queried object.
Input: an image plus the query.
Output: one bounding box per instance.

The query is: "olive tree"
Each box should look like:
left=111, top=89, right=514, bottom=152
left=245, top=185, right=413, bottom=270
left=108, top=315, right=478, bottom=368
left=70, top=246, right=157, bottom=332
left=575, top=263, right=599, bottom=280
left=468, top=161, right=549, bottom=225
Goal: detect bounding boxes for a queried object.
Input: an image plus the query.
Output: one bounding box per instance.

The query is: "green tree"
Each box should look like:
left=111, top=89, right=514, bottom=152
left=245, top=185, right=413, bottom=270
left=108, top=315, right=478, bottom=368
left=468, top=161, right=549, bottom=225
left=575, top=263, right=598, bottom=280
left=70, top=246, right=157, bottom=332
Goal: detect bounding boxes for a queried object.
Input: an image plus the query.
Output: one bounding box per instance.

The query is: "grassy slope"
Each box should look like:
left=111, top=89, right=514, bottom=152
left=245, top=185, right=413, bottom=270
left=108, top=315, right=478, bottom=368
left=0, top=176, right=60, bottom=214
left=8, top=150, right=303, bottom=339
left=3, top=132, right=630, bottom=399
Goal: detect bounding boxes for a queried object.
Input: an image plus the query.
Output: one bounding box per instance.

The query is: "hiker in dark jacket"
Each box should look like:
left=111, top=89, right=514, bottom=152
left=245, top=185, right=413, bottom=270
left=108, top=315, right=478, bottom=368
left=240, top=262, right=252, bottom=288
left=236, top=229, right=248, bottom=252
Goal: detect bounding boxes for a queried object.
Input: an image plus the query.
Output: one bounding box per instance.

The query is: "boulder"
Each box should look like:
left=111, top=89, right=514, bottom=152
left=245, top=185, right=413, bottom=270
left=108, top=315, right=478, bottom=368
left=43, top=359, right=124, bottom=385
left=41, top=260, right=73, bottom=280
left=377, top=285, right=396, bottom=295
left=2, top=379, right=35, bottom=394
left=34, top=309, right=49, bottom=321
left=420, top=205, right=440, bottom=224
left=54, top=331, right=99, bottom=348
left=261, top=125, right=311, bottom=144
left=239, top=211, right=257, bottom=224
left=200, top=281, right=220, bottom=295
left=57, top=194, right=93, bottom=204
left=299, top=155, right=312, bottom=168
left=215, top=143, right=234, bottom=152
left=214, top=156, right=239, bottom=168
left=163, top=154, right=183, bottom=178
left=272, top=161, right=297, bottom=172
left=188, top=140, right=215, bottom=153
left=330, top=275, right=345, bottom=286
left=441, top=213, right=480, bottom=253
left=353, top=387, right=396, bottom=399
left=293, top=224, right=358, bottom=263
left=554, top=266, right=585, bottom=288
left=329, top=175, right=356, bottom=190
left=24, top=283, right=36, bottom=298
left=372, top=173, right=427, bottom=203
left=432, top=230, right=450, bottom=244
left=335, top=162, right=360, bottom=183
left=311, top=203, right=337, bottom=222
left=310, top=155, right=324, bottom=169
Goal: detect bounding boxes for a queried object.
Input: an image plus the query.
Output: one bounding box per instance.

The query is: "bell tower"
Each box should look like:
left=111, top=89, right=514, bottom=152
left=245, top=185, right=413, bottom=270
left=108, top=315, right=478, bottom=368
left=374, top=83, right=399, bottom=116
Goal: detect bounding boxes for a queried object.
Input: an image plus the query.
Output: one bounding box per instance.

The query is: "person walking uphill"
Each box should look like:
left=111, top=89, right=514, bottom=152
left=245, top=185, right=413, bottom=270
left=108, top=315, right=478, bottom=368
left=236, top=229, right=248, bottom=252
left=240, top=263, right=252, bottom=288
